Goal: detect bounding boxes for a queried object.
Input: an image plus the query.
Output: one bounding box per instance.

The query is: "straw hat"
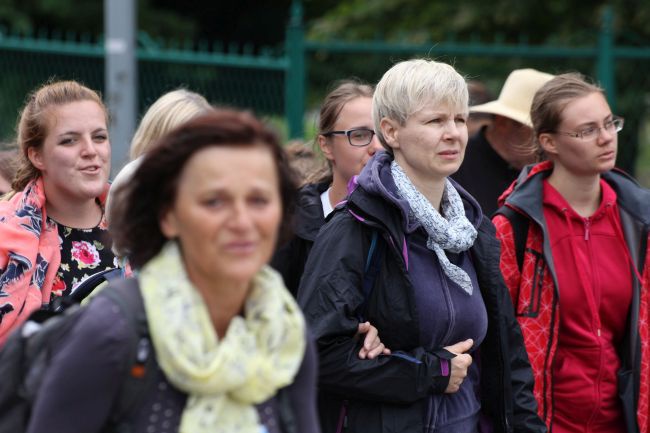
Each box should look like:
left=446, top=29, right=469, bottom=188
left=470, top=68, right=554, bottom=127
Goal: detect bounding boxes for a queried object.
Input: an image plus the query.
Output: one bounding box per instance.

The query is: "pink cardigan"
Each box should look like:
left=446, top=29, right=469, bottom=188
left=0, top=178, right=108, bottom=345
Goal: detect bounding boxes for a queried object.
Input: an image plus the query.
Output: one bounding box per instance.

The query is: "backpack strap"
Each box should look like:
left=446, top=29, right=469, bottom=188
left=98, top=278, right=157, bottom=433
left=50, top=268, right=124, bottom=312
left=494, top=206, right=529, bottom=271
left=356, top=229, right=385, bottom=322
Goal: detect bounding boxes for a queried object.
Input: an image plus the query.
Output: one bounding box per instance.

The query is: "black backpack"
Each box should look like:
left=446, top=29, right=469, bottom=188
left=493, top=205, right=529, bottom=272
left=0, top=277, right=156, bottom=433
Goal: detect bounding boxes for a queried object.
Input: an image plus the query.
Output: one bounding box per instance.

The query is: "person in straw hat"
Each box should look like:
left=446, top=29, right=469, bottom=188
left=453, top=68, right=553, bottom=215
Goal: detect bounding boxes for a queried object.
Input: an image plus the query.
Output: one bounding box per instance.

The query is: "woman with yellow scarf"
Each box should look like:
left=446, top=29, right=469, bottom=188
left=26, top=109, right=320, bottom=433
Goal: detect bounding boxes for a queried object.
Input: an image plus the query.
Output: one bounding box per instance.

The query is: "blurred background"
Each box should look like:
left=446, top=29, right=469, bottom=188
left=0, top=0, right=649, bottom=184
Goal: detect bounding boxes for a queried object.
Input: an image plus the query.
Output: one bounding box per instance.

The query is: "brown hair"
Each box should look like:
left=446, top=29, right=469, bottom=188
left=284, top=140, right=325, bottom=187
left=306, top=79, right=374, bottom=184
left=13, top=80, right=107, bottom=191
left=110, top=108, right=297, bottom=269
left=0, top=150, right=18, bottom=191
left=531, top=73, right=604, bottom=145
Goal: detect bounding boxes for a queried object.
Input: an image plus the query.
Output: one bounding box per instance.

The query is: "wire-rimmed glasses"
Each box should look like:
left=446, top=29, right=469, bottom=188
left=554, top=116, right=624, bottom=140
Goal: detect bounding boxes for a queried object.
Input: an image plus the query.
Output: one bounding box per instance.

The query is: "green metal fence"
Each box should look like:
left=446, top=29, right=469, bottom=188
left=0, top=28, right=287, bottom=148
left=1, top=4, right=649, bottom=178
left=286, top=3, right=650, bottom=178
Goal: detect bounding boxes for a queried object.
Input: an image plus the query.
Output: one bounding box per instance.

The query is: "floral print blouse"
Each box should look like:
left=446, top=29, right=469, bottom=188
left=48, top=217, right=117, bottom=300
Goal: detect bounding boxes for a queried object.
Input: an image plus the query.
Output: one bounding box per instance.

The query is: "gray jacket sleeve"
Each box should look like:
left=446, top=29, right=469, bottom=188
left=26, top=296, right=131, bottom=433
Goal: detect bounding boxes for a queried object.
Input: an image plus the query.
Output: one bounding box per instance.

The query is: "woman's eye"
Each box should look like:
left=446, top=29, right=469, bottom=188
left=59, top=138, right=74, bottom=145
left=202, top=198, right=222, bottom=208
left=581, top=127, right=597, bottom=138
left=428, top=118, right=443, bottom=124
left=250, top=196, right=269, bottom=206
left=93, top=135, right=108, bottom=142
left=455, top=117, right=467, bottom=124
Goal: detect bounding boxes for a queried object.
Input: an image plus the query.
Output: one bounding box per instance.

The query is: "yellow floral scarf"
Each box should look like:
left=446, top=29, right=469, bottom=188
left=139, top=241, right=306, bottom=433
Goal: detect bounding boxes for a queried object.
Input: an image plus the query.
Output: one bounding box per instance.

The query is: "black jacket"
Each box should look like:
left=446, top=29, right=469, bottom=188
left=298, top=177, right=545, bottom=433
left=451, top=127, right=520, bottom=216
left=271, top=181, right=329, bottom=297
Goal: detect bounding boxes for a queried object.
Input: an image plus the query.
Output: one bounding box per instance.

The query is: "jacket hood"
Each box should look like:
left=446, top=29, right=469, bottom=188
left=354, top=151, right=483, bottom=233
left=292, top=181, right=329, bottom=241
left=498, top=161, right=650, bottom=226
left=497, top=161, right=552, bottom=209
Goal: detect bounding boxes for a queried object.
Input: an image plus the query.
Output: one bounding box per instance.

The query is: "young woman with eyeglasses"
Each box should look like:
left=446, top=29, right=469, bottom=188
left=493, top=72, right=650, bottom=433
left=271, top=79, right=387, bottom=361
left=271, top=80, right=382, bottom=298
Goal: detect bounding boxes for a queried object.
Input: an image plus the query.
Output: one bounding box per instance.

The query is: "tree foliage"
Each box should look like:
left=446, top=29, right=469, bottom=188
left=0, top=0, right=197, bottom=40
left=307, top=0, right=650, bottom=46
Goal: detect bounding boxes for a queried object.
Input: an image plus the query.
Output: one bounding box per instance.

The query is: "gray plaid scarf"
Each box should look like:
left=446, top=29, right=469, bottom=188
left=391, top=161, right=477, bottom=295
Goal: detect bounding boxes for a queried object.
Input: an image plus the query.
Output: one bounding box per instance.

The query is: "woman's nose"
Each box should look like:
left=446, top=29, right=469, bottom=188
left=598, top=125, right=615, bottom=144
left=80, top=136, right=99, bottom=156
left=368, top=135, right=383, bottom=154
left=229, top=202, right=254, bottom=230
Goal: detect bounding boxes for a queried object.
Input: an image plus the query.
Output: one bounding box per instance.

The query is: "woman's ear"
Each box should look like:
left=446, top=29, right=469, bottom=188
left=538, top=133, right=558, bottom=157
left=27, top=147, right=45, bottom=171
left=318, top=134, right=334, bottom=162
left=160, top=210, right=179, bottom=239
left=380, top=118, right=400, bottom=151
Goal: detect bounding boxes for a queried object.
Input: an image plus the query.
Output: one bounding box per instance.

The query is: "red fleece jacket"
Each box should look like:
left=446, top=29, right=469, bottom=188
left=543, top=179, right=633, bottom=432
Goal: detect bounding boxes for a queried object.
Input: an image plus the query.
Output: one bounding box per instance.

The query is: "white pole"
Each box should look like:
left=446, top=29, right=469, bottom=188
left=104, top=0, right=137, bottom=178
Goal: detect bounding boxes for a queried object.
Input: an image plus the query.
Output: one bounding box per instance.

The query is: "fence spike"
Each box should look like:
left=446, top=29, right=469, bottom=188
left=212, top=40, right=224, bottom=53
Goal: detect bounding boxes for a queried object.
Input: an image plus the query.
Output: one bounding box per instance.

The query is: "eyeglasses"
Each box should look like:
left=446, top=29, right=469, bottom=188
left=554, top=116, right=624, bottom=141
left=322, top=128, right=376, bottom=147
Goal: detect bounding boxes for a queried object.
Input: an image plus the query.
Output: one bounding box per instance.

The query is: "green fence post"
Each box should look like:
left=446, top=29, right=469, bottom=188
left=597, top=6, right=616, bottom=111
left=285, top=0, right=305, bottom=139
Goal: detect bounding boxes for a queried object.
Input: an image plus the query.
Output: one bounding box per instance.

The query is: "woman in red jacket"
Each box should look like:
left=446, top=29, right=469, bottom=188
left=493, top=72, right=650, bottom=433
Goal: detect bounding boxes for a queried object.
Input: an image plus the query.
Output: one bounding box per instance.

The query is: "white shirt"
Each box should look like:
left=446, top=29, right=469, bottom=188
left=320, top=187, right=334, bottom=218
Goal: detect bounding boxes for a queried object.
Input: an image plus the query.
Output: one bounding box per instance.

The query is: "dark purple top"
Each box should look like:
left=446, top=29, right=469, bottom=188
left=26, top=294, right=320, bottom=433
left=357, top=152, right=488, bottom=431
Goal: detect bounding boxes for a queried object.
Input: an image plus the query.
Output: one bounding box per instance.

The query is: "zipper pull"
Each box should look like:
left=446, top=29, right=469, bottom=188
left=584, top=218, right=591, bottom=241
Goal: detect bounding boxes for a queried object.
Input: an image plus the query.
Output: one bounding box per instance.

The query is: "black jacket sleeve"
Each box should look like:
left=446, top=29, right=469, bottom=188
left=473, top=218, right=546, bottom=433
left=271, top=235, right=309, bottom=298
left=297, top=212, right=451, bottom=404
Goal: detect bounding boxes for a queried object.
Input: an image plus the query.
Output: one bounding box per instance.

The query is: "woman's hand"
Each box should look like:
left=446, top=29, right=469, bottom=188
left=356, top=321, right=391, bottom=359
left=443, top=338, right=473, bottom=393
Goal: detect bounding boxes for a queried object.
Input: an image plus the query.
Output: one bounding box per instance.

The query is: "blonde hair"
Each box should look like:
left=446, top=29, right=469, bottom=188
left=129, top=89, right=211, bottom=159
left=373, top=59, right=468, bottom=150
left=13, top=80, right=107, bottom=191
